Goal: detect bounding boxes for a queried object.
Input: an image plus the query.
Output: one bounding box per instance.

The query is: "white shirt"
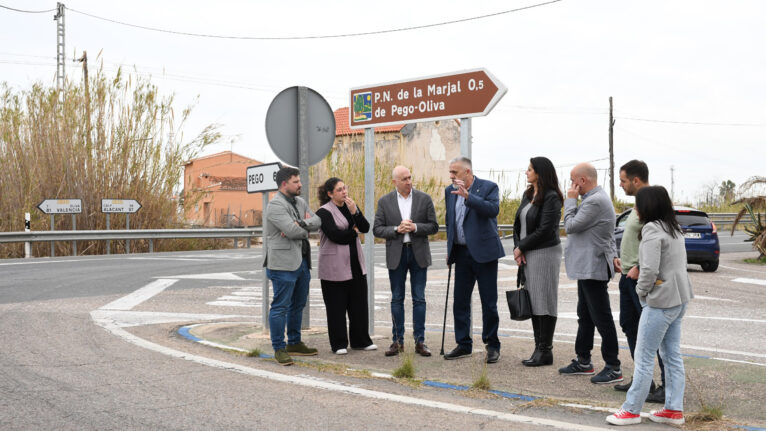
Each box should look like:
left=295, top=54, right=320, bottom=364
left=396, top=190, right=417, bottom=243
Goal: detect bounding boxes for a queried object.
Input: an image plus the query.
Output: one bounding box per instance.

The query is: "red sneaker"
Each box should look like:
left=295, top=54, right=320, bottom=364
left=649, top=409, right=684, bottom=425
left=606, top=409, right=641, bottom=425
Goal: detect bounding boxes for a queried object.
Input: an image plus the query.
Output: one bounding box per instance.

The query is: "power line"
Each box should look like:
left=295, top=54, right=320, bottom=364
left=0, top=4, right=55, bottom=13
left=615, top=115, right=766, bottom=127
left=64, top=0, right=563, bottom=40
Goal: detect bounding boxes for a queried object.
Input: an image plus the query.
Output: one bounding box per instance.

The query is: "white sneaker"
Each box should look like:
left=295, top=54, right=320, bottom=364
left=363, top=344, right=377, bottom=351
left=335, top=348, right=348, bottom=355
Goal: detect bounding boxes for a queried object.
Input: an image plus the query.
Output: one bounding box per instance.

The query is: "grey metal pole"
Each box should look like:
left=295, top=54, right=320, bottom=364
left=262, top=192, right=270, bottom=332
left=50, top=214, right=55, bottom=257
left=126, top=214, right=130, bottom=254
left=298, top=86, right=311, bottom=329
left=105, top=213, right=110, bottom=255
left=71, top=214, right=76, bottom=256
left=460, top=117, right=472, bottom=159
left=364, top=127, right=375, bottom=335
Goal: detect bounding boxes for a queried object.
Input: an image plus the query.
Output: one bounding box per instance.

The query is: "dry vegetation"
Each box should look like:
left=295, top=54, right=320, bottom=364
left=0, top=66, right=222, bottom=258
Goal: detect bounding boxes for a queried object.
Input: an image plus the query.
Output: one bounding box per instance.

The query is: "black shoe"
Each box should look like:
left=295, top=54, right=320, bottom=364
left=646, top=384, right=665, bottom=404
left=486, top=348, right=500, bottom=364
left=444, top=346, right=472, bottom=360
left=521, top=348, right=541, bottom=366
left=559, top=358, right=595, bottom=375
left=591, top=365, right=624, bottom=384
left=614, top=378, right=632, bottom=392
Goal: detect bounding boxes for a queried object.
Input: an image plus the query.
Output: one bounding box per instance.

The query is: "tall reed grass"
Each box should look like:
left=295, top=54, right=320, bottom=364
left=0, top=67, right=221, bottom=258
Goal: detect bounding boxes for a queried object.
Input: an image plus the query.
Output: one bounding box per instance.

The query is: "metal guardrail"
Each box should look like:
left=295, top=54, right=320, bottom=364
left=0, top=213, right=757, bottom=253
left=0, top=228, right=262, bottom=243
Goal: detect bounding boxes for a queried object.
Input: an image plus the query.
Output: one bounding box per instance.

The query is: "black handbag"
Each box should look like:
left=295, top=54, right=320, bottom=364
left=506, top=264, right=532, bottom=321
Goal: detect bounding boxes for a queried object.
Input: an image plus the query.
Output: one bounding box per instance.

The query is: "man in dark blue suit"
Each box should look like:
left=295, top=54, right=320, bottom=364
left=444, top=156, right=506, bottom=363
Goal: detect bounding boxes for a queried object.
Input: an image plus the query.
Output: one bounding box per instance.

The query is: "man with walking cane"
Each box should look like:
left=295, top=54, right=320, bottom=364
left=443, top=157, right=505, bottom=364
left=374, top=166, right=439, bottom=357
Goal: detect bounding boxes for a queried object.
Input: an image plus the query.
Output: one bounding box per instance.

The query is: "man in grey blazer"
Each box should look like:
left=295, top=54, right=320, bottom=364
left=373, top=166, right=439, bottom=357
left=559, top=163, right=624, bottom=384
left=263, top=166, right=321, bottom=365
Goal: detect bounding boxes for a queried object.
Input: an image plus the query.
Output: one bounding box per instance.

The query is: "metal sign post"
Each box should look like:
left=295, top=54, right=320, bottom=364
left=262, top=193, right=270, bottom=332
left=50, top=214, right=55, bottom=256
left=246, top=163, right=282, bottom=332
left=105, top=213, right=110, bottom=254
left=265, top=86, right=336, bottom=331
left=364, top=128, right=375, bottom=335
left=37, top=199, right=82, bottom=257
left=102, top=199, right=141, bottom=254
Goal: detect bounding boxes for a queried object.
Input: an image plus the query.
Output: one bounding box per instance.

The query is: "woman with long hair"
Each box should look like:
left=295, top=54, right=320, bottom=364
left=315, top=177, right=376, bottom=355
left=512, top=156, right=564, bottom=367
left=607, top=186, right=693, bottom=426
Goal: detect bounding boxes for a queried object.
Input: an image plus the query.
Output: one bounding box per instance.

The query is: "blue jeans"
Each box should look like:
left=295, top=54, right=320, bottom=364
left=619, top=274, right=666, bottom=384
left=266, top=258, right=311, bottom=351
left=622, top=303, right=687, bottom=414
left=388, top=246, right=427, bottom=344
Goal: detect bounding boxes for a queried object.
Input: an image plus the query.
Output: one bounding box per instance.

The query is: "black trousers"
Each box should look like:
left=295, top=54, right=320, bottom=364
left=320, top=275, right=373, bottom=351
left=452, top=245, right=500, bottom=351
left=575, top=279, right=620, bottom=367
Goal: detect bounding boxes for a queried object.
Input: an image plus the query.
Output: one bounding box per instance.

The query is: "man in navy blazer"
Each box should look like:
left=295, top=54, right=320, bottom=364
left=443, top=156, right=505, bottom=363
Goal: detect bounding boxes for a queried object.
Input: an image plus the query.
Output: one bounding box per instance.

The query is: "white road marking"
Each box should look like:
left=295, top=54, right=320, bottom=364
left=732, top=277, right=766, bottom=286
left=91, top=313, right=611, bottom=431
left=0, top=258, right=117, bottom=266
left=92, top=310, right=247, bottom=328
left=128, top=257, right=211, bottom=262
left=100, top=279, right=178, bottom=311
left=160, top=272, right=245, bottom=280
left=692, top=295, right=737, bottom=302
left=720, top=264, right=766, bottom=274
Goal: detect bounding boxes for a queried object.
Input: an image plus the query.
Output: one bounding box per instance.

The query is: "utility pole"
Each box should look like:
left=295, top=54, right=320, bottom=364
left=609, top=96, right=615, bottom=201
left=76, top=51, right=91, bottom=150
left=54, top=3, right=65, bottom=100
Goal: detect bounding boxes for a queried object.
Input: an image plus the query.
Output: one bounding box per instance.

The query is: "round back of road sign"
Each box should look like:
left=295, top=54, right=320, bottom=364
left=264, top=86, right=336, bottom=166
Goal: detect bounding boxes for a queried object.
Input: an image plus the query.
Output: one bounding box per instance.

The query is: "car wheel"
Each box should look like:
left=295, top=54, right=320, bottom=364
left=701, top=260, right=719, bottom=272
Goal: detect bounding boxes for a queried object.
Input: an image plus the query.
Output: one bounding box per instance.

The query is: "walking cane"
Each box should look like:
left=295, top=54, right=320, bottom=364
left=439, top=263, right=452, bottom=356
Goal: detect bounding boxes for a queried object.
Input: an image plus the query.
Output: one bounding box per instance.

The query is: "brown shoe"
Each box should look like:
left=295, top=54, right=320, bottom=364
left=384, top=342, right=403, bottom=357
left=415, top=342, right=432, bottom=357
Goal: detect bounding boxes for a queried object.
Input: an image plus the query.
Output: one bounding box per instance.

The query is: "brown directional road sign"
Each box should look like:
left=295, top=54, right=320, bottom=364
left=349, top=68, right=506, bottom=129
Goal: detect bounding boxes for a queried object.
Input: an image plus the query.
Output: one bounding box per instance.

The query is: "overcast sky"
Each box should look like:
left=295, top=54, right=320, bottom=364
left=2, top=0, right=765, bottom=203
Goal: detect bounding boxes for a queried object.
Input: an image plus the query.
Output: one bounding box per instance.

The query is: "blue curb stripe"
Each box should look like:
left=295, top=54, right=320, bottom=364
left=422, top=380, right=537, bottom=401
left=178, top=326, right=202, bottom=342
left=734, top=426, right=766, bottom=431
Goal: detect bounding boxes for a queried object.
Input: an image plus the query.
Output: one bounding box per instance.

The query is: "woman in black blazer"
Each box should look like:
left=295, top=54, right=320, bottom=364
left=513, top=157, right=564, bottom=367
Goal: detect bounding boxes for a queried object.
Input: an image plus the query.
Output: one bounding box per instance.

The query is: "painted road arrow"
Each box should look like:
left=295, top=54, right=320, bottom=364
left=349, top=68, right=506, bottom=129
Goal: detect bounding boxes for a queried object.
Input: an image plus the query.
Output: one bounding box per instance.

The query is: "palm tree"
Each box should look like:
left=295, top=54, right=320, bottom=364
left=731, top=176, right=766, bottom=258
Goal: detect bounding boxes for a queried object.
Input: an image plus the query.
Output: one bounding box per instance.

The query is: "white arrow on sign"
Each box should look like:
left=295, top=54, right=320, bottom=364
left=101, top=199, right=142, bottom=213
left=37, top=199, right=82, bottom=214
left=246, top=162, right=282, bottom=194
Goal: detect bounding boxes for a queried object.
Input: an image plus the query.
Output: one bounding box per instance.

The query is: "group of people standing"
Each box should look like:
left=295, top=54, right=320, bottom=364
left=262, top=156, right=693, bottom=426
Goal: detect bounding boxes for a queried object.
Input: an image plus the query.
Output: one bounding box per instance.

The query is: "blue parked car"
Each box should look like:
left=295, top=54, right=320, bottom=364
left=615, top=206, right=720, bottom=272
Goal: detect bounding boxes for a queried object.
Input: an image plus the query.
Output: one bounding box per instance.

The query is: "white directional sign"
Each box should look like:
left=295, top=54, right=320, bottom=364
left=37, top=199, right=82, bottom=214
left=101, top=199, right=142, bottom=213
left=247, top=162, right=282, bottom=193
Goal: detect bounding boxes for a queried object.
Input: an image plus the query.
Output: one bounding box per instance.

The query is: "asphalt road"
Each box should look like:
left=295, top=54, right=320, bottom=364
left=1, top=235, right=763, bottom=430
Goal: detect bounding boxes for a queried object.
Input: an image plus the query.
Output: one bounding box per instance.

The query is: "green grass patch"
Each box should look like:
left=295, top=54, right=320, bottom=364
left=246, top=348, right=264, bottom=357
left=471, top=363, right=491, bottom=391
left=392, top=351, right=416, bottom=379
left=744, top=257, right=766, bottom=265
